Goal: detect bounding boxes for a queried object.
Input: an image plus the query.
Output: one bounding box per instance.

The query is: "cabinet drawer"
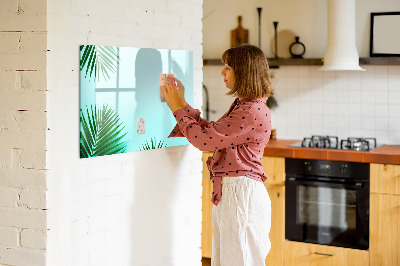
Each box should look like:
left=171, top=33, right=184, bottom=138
left=284, top=241, right=369, bottom=266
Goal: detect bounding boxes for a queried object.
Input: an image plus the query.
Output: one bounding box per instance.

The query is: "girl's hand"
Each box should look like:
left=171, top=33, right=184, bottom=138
left=161, top=78, right=184, bottom=113
left=172, top=77, right=187, bottom=108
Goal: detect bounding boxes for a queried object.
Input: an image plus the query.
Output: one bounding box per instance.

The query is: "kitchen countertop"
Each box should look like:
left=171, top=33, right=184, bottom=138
left=263, top=139, right=400, bottom=165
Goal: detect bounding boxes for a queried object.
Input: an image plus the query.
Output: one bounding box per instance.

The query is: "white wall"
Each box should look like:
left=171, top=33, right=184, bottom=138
left=46, top=0, right=203, bottom=266
left=203, top=0, right=400, bottom=58
left=204, top=64, right=400, bottom=145
left=0, top=0, right=48, bottom=265
left=271, top=65, right=400, bottom=144
left=203, top=0, right=400, bottom=145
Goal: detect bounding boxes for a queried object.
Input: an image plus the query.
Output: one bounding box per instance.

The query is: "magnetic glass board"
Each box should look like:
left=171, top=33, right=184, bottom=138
left=79, top=45, right=194, bottom=158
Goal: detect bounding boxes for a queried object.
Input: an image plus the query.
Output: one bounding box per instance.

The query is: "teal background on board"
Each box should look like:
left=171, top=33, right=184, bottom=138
left=80, top=46, right=194, bottom=156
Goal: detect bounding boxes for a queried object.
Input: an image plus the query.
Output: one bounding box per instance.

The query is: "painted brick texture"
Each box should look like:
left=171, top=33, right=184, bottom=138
left=21, top=229, right=47, bottom=250
left=0, top=0, right=48, bottom=265
left=0, top=227, right=19, bottom=247
left=2, top=0, right=203, bottom=265
left=46, top=0, right=203, bottom=265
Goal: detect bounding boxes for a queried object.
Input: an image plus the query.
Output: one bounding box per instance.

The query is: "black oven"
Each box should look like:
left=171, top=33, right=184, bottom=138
left=285, top=158, right=369, bottom=250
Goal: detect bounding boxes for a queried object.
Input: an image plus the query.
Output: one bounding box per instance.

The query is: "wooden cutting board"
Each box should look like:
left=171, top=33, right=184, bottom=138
left=231, top=16, right=249, bottom=48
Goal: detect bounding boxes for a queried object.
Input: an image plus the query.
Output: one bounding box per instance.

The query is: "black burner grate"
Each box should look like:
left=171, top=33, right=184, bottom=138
left=298, top=136, right=378, bottom=151
left=301, top=135, right=339, bottom=149
left=340, top=138, right=377, bottom=151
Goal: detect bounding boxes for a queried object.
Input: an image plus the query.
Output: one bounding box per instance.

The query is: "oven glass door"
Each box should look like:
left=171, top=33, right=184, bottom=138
left=286, top=179, right=369, bottom=250
left=298, top=185, right=357, bottom=240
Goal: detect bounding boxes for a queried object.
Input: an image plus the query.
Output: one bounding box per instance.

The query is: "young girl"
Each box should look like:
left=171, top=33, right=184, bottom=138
left=162, top=44, right=273, bottom=266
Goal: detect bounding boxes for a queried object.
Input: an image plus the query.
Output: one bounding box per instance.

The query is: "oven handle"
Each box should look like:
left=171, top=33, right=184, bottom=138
left=286, top=177, right=364, bottom=189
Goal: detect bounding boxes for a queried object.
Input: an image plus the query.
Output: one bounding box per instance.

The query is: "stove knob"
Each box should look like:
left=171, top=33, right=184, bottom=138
left=340, top=164, right=347, bottom=174
left=305, top=162, right=312, bottom=171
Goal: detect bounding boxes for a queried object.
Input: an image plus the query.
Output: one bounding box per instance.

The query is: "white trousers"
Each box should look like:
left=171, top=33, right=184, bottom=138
left=212, top=176, right=271, bottom=266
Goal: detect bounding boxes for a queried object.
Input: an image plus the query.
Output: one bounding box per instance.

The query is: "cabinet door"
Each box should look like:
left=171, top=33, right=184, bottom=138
left=261, top=156, right=285, bottom=185
left=264, top=185, right=284, bottom=266
left=202, top=152, right=213, bottom=258
left=284, top=241, right=369, bottom=266
left=370, top=163, right=400, bottom=195
left=370, top=193, right=400, bottom=266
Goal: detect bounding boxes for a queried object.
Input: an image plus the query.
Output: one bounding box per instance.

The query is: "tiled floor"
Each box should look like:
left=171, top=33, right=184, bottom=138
left=202, top=257, right=211, bottom=266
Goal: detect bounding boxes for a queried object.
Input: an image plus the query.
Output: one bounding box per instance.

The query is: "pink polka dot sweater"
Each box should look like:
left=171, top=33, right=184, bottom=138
left=169, top=97, right=272, bottom=206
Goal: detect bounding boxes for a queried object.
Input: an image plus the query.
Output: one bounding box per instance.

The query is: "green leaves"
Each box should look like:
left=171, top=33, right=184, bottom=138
left=266, top=95, right=278, bottom=110
left=80, top=104, right=128, bottom=158
left=80, top=45, right=124, bottom=157
left=139, top=137, right=166, bottom=151
left=80, top=45, right=119, bottom=81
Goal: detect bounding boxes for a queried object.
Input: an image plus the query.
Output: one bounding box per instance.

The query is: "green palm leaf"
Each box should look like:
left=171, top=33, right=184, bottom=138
left=80, top=104, right=128, bottom=158
left=80, top=45, right=120, bottom=81
left=139, top=137, right=167, bottom=151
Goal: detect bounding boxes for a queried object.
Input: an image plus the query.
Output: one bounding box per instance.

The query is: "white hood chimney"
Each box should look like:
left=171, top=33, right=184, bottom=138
left=320, top=0, right=365, bottom=71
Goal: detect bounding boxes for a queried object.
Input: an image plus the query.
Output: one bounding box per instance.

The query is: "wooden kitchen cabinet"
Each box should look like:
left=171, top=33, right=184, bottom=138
left=370, top=163, right=400, bottom=266
left=262, top=156, right=285, bottom=266
left=264, top=184, right=285, bottom=266
left=284, top=241, right=369, bottom=266
left=370, top=163, right=400, bottom=195
left=202, top=152, right=213, bottom=258
left=370, top=193, right=400, bottom=266
left=261, top=156, right=285, bottom=186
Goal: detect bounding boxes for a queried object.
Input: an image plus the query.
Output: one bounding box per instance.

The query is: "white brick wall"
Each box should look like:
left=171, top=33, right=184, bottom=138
left=46, top=1, right=203, bottom=266
left=21, top=229, right=47, bottom=250
left=0, top=0, right=48, bottom=265
left=0, top=187, right=19, bottom=208
left=0, top=208, right=46, bottom=230
left=0, top=247, right=46, bottom=266
left=0, top=169, right=47, bottom=189
left=3, top=0, right=203, bottom=264
left=0, top=227, right=19, bottom=247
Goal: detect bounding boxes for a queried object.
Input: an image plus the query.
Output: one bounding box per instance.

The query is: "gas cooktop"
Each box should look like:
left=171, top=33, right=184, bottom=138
left=289, top=135, right=382, bottom=151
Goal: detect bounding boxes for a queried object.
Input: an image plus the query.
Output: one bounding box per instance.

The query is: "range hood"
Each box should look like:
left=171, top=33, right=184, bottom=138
left=320, top=0, right=365, bottom=71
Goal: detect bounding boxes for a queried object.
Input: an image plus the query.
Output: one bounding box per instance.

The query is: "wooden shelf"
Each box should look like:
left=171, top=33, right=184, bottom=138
left=203, top=57, right=400, bottom=67
left=203, top=58, right=323, bottom=67
left=359, top=57, right=400, bottom=65
left=268, top=58, right=322, bottom=67
left=202, top=59, right=223, bottom=66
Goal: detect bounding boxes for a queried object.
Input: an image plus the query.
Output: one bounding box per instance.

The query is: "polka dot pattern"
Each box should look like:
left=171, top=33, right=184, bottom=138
left=169, top=98, right=272, bottom=206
